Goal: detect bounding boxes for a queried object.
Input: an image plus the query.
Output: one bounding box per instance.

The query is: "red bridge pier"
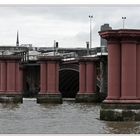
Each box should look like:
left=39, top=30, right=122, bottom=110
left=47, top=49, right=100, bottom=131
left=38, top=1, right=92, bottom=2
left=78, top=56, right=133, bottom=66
left=76, top=57, right=98, bottom=102
left=0, top=56, right=23, bottom=103
left=99, top=29, right=140, bottom=121
left=37, top=56, right=62, bottom=103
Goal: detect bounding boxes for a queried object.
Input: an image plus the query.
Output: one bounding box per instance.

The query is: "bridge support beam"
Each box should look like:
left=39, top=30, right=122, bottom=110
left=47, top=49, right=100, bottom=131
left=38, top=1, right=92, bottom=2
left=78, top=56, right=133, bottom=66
left=37, top=56, right=62, bottom=103
left=99, top=29, right=140, bottom=121
left=99, top=55, right=108, bottom=101
left=76, top=57, right=97, bottom=102
left=0, top=56, right=23, bottom=103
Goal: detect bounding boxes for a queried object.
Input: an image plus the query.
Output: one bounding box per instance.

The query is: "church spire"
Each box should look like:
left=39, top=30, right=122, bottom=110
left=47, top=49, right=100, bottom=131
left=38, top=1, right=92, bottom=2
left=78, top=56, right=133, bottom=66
left=16, top=31, right=19, bottom=47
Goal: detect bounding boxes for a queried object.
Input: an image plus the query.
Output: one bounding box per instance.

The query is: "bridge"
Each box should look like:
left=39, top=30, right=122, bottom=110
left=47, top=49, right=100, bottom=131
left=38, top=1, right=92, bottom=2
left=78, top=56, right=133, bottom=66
left=0, top=46, right=107, bottom=101
left=1, top=29, right=140, bottom=121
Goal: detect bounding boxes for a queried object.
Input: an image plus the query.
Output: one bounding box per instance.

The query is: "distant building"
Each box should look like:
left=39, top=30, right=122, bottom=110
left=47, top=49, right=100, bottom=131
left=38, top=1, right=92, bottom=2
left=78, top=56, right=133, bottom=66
left=100, top=24, right=112, bottom=47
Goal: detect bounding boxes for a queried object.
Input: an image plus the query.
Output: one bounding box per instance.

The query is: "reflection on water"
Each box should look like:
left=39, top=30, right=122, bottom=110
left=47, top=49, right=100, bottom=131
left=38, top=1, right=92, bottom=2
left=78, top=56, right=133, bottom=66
left=0, top=98, right=140, bottom=134
left=0, top=103, right=20, bottom=110
left=104, top=121, right=140, bottom=134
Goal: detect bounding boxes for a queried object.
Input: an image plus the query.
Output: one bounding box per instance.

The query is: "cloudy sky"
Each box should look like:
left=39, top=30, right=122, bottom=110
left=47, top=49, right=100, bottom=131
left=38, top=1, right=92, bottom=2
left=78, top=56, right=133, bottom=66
left=0, top=5, right=140, bottom=48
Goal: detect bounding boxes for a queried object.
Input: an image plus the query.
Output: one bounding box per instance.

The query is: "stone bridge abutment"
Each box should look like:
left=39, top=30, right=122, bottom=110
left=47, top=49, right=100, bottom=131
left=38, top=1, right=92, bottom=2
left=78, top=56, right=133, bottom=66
left=76, top=57, right=98, bottom=102
left=99, top=29, right=140, bottom=121
left=0, top=56, right=23, bottom=103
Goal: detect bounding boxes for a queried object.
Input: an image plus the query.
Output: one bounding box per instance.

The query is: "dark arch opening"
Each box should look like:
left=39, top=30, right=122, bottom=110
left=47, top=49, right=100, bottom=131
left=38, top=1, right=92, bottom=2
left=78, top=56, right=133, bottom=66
left=59, top=69, right=79, bottom=98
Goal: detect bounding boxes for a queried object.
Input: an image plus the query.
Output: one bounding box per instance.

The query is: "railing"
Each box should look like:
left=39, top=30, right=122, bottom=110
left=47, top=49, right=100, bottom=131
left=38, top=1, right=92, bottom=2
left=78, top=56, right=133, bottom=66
left=90, top=47, right=108, bottom=56
left=0, top=46, right=29, bottom=62
left=62, top=47, right=108, bottom=60
left=0, top=46, right=108, bottom=62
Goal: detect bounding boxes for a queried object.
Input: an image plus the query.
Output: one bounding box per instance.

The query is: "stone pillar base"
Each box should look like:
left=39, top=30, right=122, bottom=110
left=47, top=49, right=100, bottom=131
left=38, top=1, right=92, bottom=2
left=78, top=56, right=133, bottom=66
left=37, top=93, right=62, bottom=103
left=75, top=93, right=98, bottom=103
left=100, top=103, right=140, bottom=121
left=0, top=93, right=23, bottom=103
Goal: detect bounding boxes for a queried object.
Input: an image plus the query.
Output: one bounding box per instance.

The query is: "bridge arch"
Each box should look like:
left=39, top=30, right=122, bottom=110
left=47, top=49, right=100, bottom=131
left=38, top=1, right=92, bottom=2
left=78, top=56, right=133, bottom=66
left=59, top=64, right=79, bottom=98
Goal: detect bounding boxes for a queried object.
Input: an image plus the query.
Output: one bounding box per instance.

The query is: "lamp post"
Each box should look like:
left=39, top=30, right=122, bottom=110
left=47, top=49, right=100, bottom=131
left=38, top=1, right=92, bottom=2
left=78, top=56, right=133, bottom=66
left=16, top=30, right=19, bottom=47
left=122, top=17, right=126, bottom=29
left=86, top=41, right=89, bottom=55
left=54, top=40, right=56, bottom=56
left=89, top=15, right=93, bottom=49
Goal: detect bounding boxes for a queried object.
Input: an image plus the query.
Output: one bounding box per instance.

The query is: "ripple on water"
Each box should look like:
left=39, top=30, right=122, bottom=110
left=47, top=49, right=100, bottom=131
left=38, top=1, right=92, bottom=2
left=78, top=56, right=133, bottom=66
left=0, top=99, right=139, bottom=134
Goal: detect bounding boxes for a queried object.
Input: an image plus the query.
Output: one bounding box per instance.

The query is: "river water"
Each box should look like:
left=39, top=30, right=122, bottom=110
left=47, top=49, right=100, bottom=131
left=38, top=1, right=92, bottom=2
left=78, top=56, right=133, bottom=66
left=0, top=98, right=140, bottom=134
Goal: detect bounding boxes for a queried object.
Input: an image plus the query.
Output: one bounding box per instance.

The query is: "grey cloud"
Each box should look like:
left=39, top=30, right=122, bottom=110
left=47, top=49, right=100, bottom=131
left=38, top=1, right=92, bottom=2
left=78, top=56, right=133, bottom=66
left=0, top=6, right=94, bottom=22
left=75, top=31, right=89, bottom=44
left=0, top=5, right=140, bottom=48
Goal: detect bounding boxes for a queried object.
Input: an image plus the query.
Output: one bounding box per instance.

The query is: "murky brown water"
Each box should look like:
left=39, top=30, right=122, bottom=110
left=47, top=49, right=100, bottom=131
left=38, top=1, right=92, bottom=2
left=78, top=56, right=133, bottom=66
left=0, top=98, right=140, bottom=134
